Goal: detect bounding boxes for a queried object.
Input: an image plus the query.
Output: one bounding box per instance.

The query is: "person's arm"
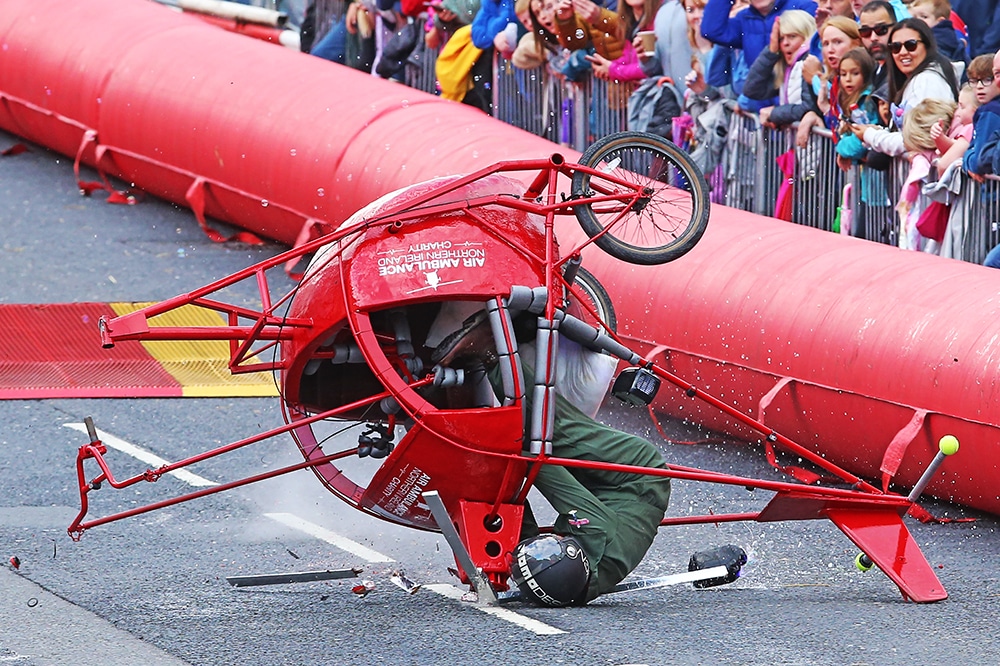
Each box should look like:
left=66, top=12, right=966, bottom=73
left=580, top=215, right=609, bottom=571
left=976, top=128, right=1000, bottom=174
left=700, top=0, right=743, bottom=49
left=606, top=44, right=647, bottom=82
left=980, top=3, right=1000, bottom=55
left=768, top=101, right=810, bottom=126
left=937, top=137, right=970, bottom=172
left=861, top=125, right=906, bottom=156
left=931, top=120, right=955, bottom=155
left=470, top=0, right=503, bottom=49
left=742, top=49, right=781, bottom=101
left=555, top=11, right=592, bottom=52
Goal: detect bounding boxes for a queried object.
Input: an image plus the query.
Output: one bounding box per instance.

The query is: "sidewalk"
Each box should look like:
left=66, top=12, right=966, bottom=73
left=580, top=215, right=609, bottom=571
left=0, top=565, right=191, bottom=666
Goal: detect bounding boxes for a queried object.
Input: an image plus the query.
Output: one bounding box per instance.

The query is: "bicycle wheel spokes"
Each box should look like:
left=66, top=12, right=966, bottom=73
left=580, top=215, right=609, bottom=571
left=572, top=132, right=710, bottom=265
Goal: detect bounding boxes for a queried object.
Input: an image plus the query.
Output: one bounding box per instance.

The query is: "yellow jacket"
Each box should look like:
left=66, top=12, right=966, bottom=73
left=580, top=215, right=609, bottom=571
left=436, top=25, right=484, bottom=102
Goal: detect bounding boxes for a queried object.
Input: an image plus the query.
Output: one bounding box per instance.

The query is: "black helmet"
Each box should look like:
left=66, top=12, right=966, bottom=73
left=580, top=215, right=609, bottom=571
left=510, top=534, right=591, bottom=607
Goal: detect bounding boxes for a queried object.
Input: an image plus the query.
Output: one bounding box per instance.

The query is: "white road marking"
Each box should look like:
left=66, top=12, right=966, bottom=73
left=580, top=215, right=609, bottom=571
left=264, top=512, right=395, bottom=563
left=424, top=584, right=566, bottom=635
left=62, top=423, right=556, bottom=635
left=63, top=423, right=217, bottom=487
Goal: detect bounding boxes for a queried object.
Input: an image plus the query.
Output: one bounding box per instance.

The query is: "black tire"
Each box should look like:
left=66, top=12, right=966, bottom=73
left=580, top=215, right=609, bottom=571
left=572, top=131, right=710, bottom=265
left=567, top=266, right=616, bottom=334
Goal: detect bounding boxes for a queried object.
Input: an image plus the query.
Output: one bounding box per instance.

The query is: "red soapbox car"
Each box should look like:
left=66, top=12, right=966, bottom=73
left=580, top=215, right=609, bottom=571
left=67, top=133, right=950, bottom=604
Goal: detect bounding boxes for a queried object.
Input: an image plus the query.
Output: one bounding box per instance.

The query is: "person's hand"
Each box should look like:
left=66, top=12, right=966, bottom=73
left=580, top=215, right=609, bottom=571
left=729, top=0, right=749, bottom=18
left=801, top=55, right=821, bottom=84
left=970, top=170, right=985, bottom=183
left=930, top=119, right=945, bottom=141
left=556, top=0, right=573, bottom=20
left=572, top=0, right=601, bottom=23
left=425, top=25, right=442, bottom=49
left=685, top=58, right=706, bottom=93
left=346, top=1, right=361, bottom=34
left=759, top=106, right=774, bottom=126
left=796, top=111, right=820, bottom=147
left=633, top=34, right=653, bottom=61
left=769, top=16, right=780, bottom=53
left=850, top=123, right=872, bottom=139
left=836, top=154, right=852, bottom=172
left=585, top=52, right=611, bottom=80
left=494, top=31, right=512, bottom=54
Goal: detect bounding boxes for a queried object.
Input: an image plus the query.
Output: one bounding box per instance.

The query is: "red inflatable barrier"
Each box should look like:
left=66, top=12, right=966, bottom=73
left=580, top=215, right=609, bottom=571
left=1, top=0, right=997, bottom=515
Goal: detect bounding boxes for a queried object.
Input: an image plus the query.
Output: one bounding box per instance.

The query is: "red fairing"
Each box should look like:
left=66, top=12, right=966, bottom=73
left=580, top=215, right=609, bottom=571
left=280, top=174, right=544, bottom=527
left=2, top=0, right=997, bottom=516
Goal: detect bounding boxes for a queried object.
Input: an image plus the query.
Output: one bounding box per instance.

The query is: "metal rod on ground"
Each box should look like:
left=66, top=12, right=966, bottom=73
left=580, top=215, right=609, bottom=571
left=496, top=565, right=732, bottom=603
left=226, top=568, right=362, bottom=587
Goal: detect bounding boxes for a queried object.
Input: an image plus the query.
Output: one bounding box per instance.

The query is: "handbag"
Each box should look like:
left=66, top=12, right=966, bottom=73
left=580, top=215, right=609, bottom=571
left=774, top=149, right=795, bottom=222
left=915, top=200, right=950, bottom=242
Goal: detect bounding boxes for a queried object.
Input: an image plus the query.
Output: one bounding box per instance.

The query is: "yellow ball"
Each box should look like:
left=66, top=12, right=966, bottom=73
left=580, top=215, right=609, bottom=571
left=938, top=435, right=960, bottom=456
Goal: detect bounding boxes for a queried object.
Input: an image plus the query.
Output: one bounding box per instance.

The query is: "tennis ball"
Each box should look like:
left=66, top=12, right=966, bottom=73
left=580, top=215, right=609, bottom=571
left=938, top=435, right=959, bottom=456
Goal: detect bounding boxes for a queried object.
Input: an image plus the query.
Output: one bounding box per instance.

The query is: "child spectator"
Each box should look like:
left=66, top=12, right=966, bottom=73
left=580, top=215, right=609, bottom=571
left=898, top=98, right=956, bottom=252
left=909, top=0, right=968, bottom=66
left=510, top=0, right=562, bottom=68
left=966, top=54, right=996, bottom=107
left=835, top=48, right=878, bottom=164
left=962, top=50, right=1000, bottom=181
left=796, top=16, right=863, bottom=146
left=931, top=82, right=977, bottom=170
left=743, top=10, right=817, bottom=127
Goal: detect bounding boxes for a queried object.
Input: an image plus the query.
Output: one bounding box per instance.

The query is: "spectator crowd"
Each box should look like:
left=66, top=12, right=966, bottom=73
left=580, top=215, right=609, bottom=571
left=298, top=0, right=1000, bottom=264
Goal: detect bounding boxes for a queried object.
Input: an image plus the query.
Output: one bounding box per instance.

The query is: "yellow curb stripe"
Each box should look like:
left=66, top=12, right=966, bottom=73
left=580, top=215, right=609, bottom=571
left=109, top=302, right=280, bottom=397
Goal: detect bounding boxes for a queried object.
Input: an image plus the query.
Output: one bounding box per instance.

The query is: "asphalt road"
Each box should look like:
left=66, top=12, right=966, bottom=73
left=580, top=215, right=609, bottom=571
left=2, top=128, right=998, bottom=666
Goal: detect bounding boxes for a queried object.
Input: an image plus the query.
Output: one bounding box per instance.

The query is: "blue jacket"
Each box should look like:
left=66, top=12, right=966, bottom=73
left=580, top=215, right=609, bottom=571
left=932, top=20, right=968, bottom=65
left=963, top=98, right=1000, bottom=175
left=470, top=0, right=516, bottom=50
left=953, top=0, right=1000, bottom=58
left=701, top=0, right=817, bottom=69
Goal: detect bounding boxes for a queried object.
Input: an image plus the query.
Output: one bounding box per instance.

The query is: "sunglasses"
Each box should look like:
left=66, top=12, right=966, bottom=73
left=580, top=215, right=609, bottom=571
left=859, top=23, right=891, bottom=38
left=889, top=39, right=924, bottom=54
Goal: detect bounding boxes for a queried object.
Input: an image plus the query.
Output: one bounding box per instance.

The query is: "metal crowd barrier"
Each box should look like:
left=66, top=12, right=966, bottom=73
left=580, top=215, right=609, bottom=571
left=311, top=31, right=1000, bottom=268
left=492, top=55, right=628, bottom=151
left=963, top=175, right=1000, bottom=264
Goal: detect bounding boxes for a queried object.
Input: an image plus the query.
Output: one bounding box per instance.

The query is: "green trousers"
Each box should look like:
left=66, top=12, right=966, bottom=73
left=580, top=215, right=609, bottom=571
left=515, top=367, right=672, bottom=602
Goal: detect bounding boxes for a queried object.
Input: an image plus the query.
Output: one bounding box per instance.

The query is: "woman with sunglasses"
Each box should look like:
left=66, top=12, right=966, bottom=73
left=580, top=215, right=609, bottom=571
left=850, top=17, right=959, bottom=156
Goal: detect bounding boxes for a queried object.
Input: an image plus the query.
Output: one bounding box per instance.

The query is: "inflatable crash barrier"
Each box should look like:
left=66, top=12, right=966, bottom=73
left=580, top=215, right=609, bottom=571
left=1, top=0, right=998, bottom=516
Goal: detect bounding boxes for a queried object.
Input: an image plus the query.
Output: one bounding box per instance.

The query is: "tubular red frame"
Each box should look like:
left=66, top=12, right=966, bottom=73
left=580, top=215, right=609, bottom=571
left=76, top=153, right=948, bottom=603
